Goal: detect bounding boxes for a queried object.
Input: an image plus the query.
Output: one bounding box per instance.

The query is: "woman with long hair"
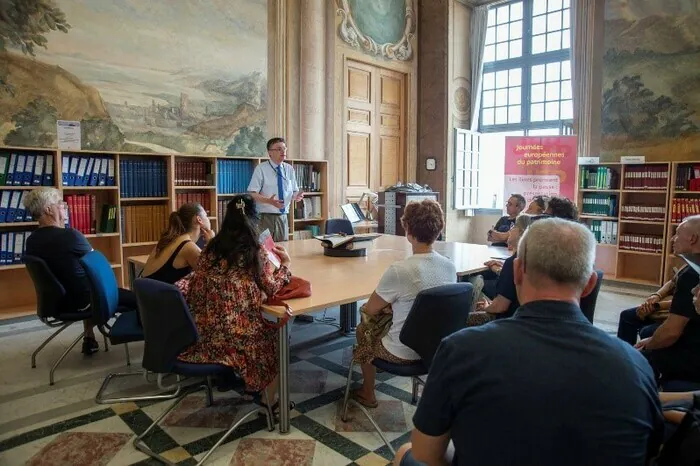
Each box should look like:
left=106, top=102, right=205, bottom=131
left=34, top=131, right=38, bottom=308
left=142, top=203, right=214, bottom=284
left=175, top=194, right=291, bottom=411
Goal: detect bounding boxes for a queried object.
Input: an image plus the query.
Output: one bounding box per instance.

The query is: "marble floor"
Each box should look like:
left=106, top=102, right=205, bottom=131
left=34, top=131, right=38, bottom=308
left=0, top=285, right=648, bottom=466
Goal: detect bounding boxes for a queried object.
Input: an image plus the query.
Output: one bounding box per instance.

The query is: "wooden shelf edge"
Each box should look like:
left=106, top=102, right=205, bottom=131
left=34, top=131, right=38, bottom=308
left=0, top=262, right=121, bottom=271
left=120, top=197, right=169, bottom=202
left=61, top=186, right=119, bottom=190
left=579, top=188, right=620, bottom=192
left=619, top=219, right=666, bottom=225
left=0, top=222, right=38, bottom=227
left=579, top=215, right=618, bottom=221
left=620, top=189, right=668, bottom=193
left=618, top=249, right=663, bottom=257
left=122, top=241, right=157, bottom=247
left=0, top=185, right=54, bottom=190
left=174, top=185, right=216, bottom=190
left=293, top=218, right=324, bottom=223
left=84, top=232, right=120, bottom=238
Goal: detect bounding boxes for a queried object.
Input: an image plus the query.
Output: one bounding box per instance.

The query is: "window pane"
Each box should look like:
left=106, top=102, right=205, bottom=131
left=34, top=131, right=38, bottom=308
left=496, top=42, right=509, bottom=61
left=533, top=15, right=547, bottom=35
left=545, top=101, right=560, bottom=120
left=483, top=108, right=495, bottom=125
left=508, top=105, right=521, bottom=123
left=546, top=82, right=560, bottom=101
left=528, top=127, right=560, bottom=136
left=532, top=65, right=546, bottom=84
left=547, top=31, right=562, bottom=51
left=563, top=0, right=570, bottom=7
left=484, top=44, right=496, bottom=62
left=549, top=0, right=563, bottom=11
left=561, top=100, right=573, bottom=119
left=496, top=70, right=509, bottom=88
left=511, top=2, right=523, bottom=21
left=562, top=30, right=571, bottom=49
left=483, top=72, right=495, bottom=90
left=561, top=80, right=572, bottom=99
left=488, top=8, right=496, bottom=26
left=546, top=62, right=561, bottom=81
left=532, top=83, right=545, bottom=102
left=533, top=0, right=547, bottom=15
left=561, top=60, right=571, bottom=80
left=532, top=34, right=546, bottom=54
left=486, top=26, right=496, bottom=45
left=548, top=11, right=562, bottom=31
left=495, top=107, right=508, bottom=124
left=509, top=68, right=522, bottom=86
left=510, top=21, right=522, bottom=39
left=509, top=87, right=521, bottom=105
left=483, top=90, right=495, bottom=107
left=531, top=103, right=545, bottom=121
left=497, top=24, right=509, bottom=42
left=497, top=5, right=509, bottom=24
left=509, top=40, right=522, bottom=58
left=496, top=88, right=508, bottom=106
left=563, top=9, right=570, bottom=29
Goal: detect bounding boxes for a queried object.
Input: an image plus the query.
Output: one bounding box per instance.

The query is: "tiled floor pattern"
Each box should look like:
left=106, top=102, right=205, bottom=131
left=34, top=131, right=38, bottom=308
left=0, top=287, right=646, bottom=465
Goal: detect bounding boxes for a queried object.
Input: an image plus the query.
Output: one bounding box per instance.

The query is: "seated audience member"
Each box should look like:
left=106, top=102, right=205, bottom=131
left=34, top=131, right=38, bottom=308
left=637, top=216, right=700, bottom=383
left=470, top=214, right=533, bottom=325
left=142, top=203, right=214, bottom=284
left=24, top=188, right=137, bottom=355
left=394, top=218, right=663, bottom=466
left=487, top=193, right=525, bottom=246
left=176, top=195, right=291, bottom=411
left=525, top=195, right=549, bottom=215
left=617, top=270, right=681, bottom=345
left=545, top=196, right=579, bottom=221
left=352, top=199, right=456, bottom=408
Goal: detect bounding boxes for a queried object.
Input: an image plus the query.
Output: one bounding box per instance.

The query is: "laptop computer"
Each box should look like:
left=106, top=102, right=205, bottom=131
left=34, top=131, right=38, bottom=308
left=340, top=202, right=366, bottom=224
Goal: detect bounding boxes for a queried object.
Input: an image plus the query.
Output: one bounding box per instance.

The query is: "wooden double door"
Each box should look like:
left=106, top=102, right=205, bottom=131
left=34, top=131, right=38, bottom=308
left=344, top=60, right=407, bottom=204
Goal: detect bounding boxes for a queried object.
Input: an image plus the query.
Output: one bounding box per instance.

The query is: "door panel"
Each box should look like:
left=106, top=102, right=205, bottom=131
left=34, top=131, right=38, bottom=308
left=379, top=136, right=400, bottom=187
left=347, top=133, right=371, bottom=189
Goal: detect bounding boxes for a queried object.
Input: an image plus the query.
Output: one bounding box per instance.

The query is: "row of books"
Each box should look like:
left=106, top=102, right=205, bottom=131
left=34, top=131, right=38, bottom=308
left=671, top=198, right=700, bottom=223
left=622, top=166, right=668, bottom=190
left=119, top=159, right=167, bottom=198
left=294, top=197, right=323, bottom=220
left=0, top=231, right=29, bottom=265
left=175, top=161, right=211, bottom=186
left=61, top=154, right=115, bottom=187
left=64, top=196, right=118, bottom=234
left=0, top=191, right=31, bottom=224
left=579, top=166, right=617, bottom=189
left=217, top=159, right=255, bottom=195
left=586, top=220, right=618, bottom=245
left=120, top=205, right=168, bottom=244
left=675, top=165, right=700, bottom=192
left=295, top=164, right=322, bottom=192
left=292, top=226, right=321, bottom=239
left=581, top=194, right=618, bottom=217
left=176, top=192, right=211, bottom=215
left=0, top=152, right=54, bottom=187
left=620, top=205, right=666, bottom=222
left=619, top=234, right=663, bottom=254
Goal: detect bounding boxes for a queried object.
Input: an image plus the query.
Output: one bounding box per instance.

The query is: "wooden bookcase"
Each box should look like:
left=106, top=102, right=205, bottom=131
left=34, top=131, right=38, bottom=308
left=0, top=146, right=328, bottom=320
left=664, top=161, right=700, bottom=282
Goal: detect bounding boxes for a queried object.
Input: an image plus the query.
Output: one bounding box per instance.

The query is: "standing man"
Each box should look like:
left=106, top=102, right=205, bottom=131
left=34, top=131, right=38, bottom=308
left=248, top=137, right=303, bottom=242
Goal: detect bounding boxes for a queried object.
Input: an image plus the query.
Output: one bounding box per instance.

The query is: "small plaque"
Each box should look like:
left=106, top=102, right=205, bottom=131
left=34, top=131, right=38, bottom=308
left=620, top=155, right=646, bottom=164
left=578, top=156, right=600, bottom=165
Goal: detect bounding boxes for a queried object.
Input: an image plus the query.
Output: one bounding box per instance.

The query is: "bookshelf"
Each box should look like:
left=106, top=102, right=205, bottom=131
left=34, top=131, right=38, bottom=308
left=577, top=162, right=671, bottom=286
left=664, top=161, right=700, bottom=282
left=0, top=146, right=328, bottom=320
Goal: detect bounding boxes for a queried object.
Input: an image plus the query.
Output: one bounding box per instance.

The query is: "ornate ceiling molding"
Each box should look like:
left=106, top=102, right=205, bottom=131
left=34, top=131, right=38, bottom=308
left=336, top=0, right=416, bottom=61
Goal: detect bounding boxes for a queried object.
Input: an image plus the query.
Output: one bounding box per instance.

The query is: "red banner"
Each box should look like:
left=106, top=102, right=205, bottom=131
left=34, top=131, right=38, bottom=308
left=504, top=136, right=577, bottom=202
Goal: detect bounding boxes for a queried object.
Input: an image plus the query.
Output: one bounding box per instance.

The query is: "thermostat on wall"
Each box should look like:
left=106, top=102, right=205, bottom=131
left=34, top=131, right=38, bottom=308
left=426, top=158, right=436, bottom=171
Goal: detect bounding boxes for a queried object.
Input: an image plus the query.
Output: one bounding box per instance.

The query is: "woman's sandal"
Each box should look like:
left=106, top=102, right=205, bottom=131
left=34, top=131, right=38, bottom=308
left=351, top=389, right=379, bottom=408
left=257, top=400, right=296, bottom=422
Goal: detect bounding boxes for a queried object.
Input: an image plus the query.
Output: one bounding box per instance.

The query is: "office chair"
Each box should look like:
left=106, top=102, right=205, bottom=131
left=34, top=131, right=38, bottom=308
left=580, top=270, right=604, bottom=324
left=325, top=218, right=354, bottom=235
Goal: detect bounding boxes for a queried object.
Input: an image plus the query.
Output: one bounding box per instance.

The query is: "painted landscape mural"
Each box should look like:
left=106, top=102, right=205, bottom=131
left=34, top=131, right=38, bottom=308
left=601, top=0, right=700, bottom=161
left=0, top=0, right=267, bottom=155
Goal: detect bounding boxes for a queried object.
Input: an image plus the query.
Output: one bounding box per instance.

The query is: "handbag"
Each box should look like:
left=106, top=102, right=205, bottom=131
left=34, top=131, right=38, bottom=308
left=260, top=276, right=312, bottom=329
left=359, top=303, right=393, bottom=342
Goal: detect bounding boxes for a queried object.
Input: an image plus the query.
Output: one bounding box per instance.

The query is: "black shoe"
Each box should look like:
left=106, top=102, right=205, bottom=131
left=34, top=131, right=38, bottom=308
left=82, top=337, right=99, bottom=355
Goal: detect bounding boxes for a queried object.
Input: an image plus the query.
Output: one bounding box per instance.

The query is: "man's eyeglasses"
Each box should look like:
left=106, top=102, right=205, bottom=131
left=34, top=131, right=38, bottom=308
left=269, top=147, right=287, bottom=153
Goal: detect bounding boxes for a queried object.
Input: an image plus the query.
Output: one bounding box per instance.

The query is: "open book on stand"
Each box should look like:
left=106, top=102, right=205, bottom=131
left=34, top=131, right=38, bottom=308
left=313, top=233, right=381, bottom=250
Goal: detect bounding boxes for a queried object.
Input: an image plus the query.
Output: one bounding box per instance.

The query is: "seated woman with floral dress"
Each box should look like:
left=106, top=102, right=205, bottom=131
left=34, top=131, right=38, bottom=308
left=175, top=194, right=291, bottom=412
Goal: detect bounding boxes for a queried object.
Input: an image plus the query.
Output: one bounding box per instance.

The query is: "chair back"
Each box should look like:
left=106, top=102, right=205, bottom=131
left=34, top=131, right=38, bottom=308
left=400, top=283, right=473, bottom=368
left=78, top=250, right=120, bottom=326
left=133, top=278, right=198, bottom=374
left=325, top=218, right=354, bottom=235
left=580, top=270, right=604, bottom=323
left=24, top=255, right=66, bottom=320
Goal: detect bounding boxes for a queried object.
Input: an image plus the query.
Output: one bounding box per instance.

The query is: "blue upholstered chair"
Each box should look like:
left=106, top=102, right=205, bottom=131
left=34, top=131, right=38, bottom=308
left=132, top=278, right=273, bottom=465
left=24, top=254, right=107, bottom=385
left=325, top=218, right=354, bottom=235
left=580, top=270, right=604, bottom=324
left=79, top=250, right=143, bottom=403
left=341, top=283, right=474, bottom=454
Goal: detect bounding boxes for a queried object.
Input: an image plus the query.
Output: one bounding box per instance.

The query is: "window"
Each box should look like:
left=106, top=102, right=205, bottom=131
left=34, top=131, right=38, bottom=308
left=453, top=129, right=481, bottom=209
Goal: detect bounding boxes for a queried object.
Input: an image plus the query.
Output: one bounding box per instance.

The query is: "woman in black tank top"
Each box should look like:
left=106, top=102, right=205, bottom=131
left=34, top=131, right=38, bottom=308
left=143, top=203, right=215, bottom=284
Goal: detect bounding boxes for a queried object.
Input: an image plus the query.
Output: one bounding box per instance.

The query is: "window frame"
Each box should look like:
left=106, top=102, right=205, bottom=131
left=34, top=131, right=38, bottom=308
left=453, top=128, right=481, bottom=210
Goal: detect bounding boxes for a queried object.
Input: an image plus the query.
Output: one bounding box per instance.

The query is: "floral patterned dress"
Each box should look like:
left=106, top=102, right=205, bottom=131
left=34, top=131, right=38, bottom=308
left=176, top=250, right=291, bottom=391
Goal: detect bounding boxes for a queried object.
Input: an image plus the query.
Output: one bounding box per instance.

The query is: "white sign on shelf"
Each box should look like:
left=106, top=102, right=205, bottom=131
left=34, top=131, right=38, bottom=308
left=620, top=155, right=645, bottom=164
left=578, top=156, right=600, bottom=165
left=56, top=120, right=81, bottom=150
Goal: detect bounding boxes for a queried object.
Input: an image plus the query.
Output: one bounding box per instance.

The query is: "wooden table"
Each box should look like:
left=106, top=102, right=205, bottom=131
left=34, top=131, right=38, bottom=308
left=128, top=236, right=508, bottom=433
left=353, top=220, right=379, bottom=233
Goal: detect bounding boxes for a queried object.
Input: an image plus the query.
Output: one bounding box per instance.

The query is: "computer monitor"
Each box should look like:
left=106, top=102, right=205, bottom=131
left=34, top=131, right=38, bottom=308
left=340, top=203, right=366, bottom=224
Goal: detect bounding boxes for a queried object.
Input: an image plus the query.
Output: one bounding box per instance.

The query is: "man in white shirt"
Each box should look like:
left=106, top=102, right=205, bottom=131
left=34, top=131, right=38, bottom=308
left=248, top=137, right=303, bottom=242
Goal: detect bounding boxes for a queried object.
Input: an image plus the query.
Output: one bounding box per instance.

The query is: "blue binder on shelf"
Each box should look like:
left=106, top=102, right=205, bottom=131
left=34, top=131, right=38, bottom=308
left=22, top=154, right=34, bottom=186
left=0, top=191, right=10, bottom=223
left=89, top=158, right=100, bottom=186
left=76, top=157, right=88, bottom=186
left=6, top=153, right=18, bottom=186
left=0, top=232, right=8, bottom=265
left=32, top=155, right=44, bottom=186
left=98, top=157, right=107, bottom=186
left=6, top=191, right=20, bottom=223
left=15, top=192, right=26, bottom=222
left=107, top=158, right=115, bottom=186
left=61, top=155, right=70, bottom=186
left=13, top=154, right=26, bottom=186
left=43, top=154, right=54, bottom=186
left=68, top=156, right=79, bottom=186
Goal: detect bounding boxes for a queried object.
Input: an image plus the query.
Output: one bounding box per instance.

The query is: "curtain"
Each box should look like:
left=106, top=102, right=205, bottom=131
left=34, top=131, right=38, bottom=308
left=470, top=5, right=489, bottom=131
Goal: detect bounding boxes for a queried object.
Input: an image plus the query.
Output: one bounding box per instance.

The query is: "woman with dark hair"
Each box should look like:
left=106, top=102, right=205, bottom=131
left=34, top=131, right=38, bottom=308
left=525, top=195, right=549, bottom=215
left=142, top=203, right=214, bottom=284
left=351, top=199, right=457, bottom=408
left=175, top=194, right=291, bottom=410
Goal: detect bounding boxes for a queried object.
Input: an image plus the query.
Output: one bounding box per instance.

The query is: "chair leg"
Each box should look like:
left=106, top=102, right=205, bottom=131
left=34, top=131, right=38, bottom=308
left=103, top=334, right=109, bottom=352
left=95, top=371, right=183, bottom=405
left=124, top=343, right=131, bottom=366
left=205, top=377, right=214, bottom=407
left=340, top=358, right=356, bottom=422
left=261, top=389, right=274, bottom=432
left=411, top=377, right=420, bottom=404
left=49, top=331, right=85, bottom=385
left=346, top=399, right=396, bottom=456
left=32, top=322, right=72, bottom=368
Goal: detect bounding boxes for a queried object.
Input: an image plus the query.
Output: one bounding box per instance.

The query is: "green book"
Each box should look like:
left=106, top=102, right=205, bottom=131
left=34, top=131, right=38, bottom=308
left=0, top=154, right=8, bottom=186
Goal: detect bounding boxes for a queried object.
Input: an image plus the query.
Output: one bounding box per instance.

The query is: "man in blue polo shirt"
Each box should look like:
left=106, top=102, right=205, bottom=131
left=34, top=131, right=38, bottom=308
left=394, top=218, right=663, bottom=466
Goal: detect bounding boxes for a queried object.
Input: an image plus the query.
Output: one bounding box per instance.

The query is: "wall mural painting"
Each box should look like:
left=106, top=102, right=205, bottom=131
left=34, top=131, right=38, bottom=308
left=602, top=0, right=700, bottom=161
left=337, top=0, right=416, bottom=61
left=0, top=0, right=267, bottom=155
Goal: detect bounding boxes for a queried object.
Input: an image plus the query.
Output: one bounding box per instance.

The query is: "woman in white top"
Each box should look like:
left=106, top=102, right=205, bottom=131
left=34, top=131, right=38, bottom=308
left=352, top=199, right=457, bottom=408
